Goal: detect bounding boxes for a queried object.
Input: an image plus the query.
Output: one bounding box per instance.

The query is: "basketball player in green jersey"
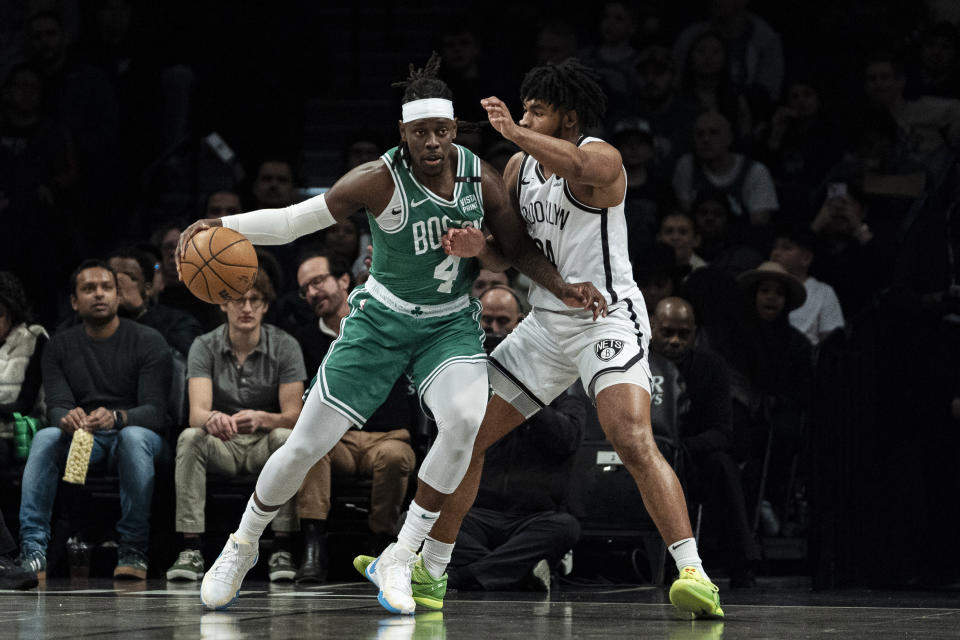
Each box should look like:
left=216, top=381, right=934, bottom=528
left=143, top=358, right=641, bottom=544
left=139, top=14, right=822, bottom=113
left=175, top=54, right=607, bottom=614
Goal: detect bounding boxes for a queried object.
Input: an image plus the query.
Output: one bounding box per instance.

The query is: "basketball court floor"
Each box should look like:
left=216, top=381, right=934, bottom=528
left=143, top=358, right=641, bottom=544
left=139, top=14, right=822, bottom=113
left=2, top=577, right=958, bottom=638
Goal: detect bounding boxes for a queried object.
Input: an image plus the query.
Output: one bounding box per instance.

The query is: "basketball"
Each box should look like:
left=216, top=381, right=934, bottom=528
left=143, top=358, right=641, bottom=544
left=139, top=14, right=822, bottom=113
left=180, top=227, right=259, bottom=304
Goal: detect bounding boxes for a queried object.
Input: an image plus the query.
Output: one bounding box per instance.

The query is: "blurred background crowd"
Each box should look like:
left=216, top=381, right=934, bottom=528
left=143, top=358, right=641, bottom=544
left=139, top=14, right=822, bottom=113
left=0, top=0, right=958, bottom=591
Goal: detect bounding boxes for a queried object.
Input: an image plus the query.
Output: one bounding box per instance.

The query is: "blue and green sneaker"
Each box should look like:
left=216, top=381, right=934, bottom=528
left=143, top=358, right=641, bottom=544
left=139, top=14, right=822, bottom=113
left=354, top=554, right=447, bottom=610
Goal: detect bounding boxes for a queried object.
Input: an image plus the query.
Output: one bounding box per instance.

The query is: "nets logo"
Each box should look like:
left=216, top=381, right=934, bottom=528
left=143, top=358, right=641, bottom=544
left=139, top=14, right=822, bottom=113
left=594, top=339, right=623, bottom=361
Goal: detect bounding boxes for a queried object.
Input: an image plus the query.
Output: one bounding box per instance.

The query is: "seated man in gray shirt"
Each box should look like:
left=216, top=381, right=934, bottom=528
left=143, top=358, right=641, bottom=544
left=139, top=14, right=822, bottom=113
left=166, top=271, right=313, bottom=583
left=19, top=260, right=173, bottom=580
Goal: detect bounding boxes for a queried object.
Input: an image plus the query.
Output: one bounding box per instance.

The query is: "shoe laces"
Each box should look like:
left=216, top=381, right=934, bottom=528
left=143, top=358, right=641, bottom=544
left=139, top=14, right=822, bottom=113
left=0, top=555, right=16, bottom=570
left=22, top=551, right=44, bottom=572
left=381, top=550, right=415, bottom=589
left=271, top=550, right=293, bottom=566
left=680, top=566, right=718, bottom=592
left=209, top=538, right=248, bottom=583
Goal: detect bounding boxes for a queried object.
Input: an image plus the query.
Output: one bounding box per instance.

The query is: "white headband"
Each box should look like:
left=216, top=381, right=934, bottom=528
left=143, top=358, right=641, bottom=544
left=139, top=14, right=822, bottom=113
left=401, top=98, right=454, bottom=123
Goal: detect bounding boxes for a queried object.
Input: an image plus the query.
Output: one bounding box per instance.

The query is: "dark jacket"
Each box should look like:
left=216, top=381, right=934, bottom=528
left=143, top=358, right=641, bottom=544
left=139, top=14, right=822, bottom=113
left=474, top=388, right=585, bottom=514
left=676, top=346, right=734, bottom=456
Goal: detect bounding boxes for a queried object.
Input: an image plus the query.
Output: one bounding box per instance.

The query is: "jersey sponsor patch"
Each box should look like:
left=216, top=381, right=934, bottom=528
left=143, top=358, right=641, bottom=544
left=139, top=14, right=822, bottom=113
left=595, top=339, right=624, bottom=361
left=459, top=194, right=479, bottom=213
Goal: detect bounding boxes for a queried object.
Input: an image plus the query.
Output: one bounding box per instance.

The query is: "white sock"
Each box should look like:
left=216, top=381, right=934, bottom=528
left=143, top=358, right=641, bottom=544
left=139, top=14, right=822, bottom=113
left=235, top=495, right=277, bottom=544
left=668, top=537, right=709, bottom=581
left=395, top=501, right=440, bottom=554
left=421, top=536, right=455, bottom=579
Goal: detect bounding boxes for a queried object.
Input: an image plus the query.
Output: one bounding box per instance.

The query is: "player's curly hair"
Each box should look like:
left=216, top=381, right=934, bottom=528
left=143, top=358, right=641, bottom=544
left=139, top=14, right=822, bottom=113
left=392, top=52, right=484, bottom=168
left=519, top=58, right=606, bottom=131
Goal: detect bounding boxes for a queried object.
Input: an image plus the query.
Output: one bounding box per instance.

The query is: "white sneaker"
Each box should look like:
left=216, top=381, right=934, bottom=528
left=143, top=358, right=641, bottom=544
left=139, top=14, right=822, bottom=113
left=365, top=542, right=417, bottom=615
left=200, top=534, right=259, bottom=610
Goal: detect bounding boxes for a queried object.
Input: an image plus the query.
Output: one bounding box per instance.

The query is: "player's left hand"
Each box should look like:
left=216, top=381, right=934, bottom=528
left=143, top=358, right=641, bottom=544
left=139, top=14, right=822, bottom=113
left=442, top=227, right=487, bottom=258
left=481, top=97, right=519, bottom=140
left=559, top=282, right=608, bottom=320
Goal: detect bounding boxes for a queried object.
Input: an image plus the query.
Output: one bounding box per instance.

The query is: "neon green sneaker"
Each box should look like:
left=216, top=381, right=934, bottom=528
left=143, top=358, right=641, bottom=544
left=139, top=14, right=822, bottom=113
left=669, top=566, right=725, bottom=619
left=354, top=554, right=447, bottom=610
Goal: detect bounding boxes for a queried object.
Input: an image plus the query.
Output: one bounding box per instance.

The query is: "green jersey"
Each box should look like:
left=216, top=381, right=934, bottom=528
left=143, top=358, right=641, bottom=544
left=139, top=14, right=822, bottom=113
left=367, top=144, right=484, bottom=305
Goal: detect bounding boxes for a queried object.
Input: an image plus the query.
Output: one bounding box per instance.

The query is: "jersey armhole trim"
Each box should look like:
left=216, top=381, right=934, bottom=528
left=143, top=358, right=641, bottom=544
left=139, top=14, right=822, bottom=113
left=377, top=156, right=408, bottom=233
left=517, top=154, right=530, bottom=202
left=563, top=181, right=607, bottom=214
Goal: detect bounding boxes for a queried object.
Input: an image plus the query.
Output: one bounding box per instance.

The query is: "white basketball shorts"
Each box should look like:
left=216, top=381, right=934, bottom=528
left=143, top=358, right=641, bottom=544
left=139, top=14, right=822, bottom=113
left=488, top=297, right=652, bottom=419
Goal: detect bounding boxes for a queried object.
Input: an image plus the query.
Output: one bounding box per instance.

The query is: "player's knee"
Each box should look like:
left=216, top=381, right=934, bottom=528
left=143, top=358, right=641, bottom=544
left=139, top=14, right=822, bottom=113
left=437, top=403, right=483, bottom=442
left=284, top=440, right=323, bottom=465
left=608, top=424, right=660, bottom=470
left=440, top=433, right=474, bottom=468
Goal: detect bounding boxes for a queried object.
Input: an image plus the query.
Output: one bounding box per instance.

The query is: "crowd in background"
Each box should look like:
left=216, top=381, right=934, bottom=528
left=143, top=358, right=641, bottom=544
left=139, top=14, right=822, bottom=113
left=1, top=0, right=959, bottom=590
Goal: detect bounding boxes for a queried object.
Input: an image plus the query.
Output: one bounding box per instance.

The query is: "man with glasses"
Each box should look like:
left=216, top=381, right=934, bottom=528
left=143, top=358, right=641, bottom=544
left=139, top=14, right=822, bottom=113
left=166, top=270, right=319, bottom=583
left=288, top=248, right=417, bottom=581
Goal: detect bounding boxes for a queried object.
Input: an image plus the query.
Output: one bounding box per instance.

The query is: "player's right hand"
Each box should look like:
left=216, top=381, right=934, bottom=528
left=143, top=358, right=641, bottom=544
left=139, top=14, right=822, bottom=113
left=481, top=96, right=518, bottom=139
left=559, top=281, right=609, bottom=320
left=176, top=218, right=221, bottom=281
left=442, top=227, right=487, bottom=258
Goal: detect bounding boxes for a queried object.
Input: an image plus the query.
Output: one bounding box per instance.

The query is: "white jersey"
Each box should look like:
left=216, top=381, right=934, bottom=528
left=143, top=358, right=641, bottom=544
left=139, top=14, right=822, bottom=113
left=516, top=136, right=642, bottom=312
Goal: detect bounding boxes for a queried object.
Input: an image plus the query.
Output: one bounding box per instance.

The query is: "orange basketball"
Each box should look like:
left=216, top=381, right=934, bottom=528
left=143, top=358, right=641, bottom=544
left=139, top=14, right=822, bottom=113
left=180, top=227, right=259, bottom=304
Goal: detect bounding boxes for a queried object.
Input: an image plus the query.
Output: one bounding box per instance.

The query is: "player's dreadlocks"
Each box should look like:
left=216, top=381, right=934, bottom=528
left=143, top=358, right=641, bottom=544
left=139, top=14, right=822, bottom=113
left=391, top=52, right=483, bottom=168
left=392, top=51, right=453, bottom=103
left=519, top=58, right=607, bottom=131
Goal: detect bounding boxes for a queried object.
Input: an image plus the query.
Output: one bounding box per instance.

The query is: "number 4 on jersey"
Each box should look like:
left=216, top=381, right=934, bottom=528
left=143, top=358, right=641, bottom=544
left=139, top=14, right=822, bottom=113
left=433, top=255, right=461, bottom=293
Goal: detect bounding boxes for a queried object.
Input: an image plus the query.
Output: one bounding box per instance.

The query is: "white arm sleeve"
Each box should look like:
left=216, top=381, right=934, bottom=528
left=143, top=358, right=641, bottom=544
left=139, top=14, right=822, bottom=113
left=220, top=193, right=337, bottom=245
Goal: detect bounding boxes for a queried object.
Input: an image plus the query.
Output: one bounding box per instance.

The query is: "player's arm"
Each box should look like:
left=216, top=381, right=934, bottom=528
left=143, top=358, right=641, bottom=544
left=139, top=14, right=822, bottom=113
left=176, top=161, right=393, bottom=268
left=476, top=160, right=608, bottom=318
left=441, top=151, right=525, bottom=272
left=482, top=96, right=623, bottom=199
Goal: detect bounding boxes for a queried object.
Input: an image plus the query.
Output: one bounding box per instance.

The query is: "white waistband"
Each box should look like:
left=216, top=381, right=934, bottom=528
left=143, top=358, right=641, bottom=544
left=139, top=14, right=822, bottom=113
left=364, top=275, right=470, bottom=318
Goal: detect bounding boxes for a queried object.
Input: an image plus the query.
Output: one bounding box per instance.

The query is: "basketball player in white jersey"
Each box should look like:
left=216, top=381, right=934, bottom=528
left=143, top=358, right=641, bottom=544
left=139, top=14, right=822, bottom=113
left=425, top=59, right=724, bottom=618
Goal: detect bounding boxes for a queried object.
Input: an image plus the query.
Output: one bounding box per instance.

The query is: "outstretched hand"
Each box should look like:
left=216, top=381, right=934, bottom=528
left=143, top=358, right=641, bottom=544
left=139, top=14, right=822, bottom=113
left=442, top=227, right=487, bottom=258
left=481, top=96, right=519, bottom=140
left=176, top=218, right=221, bottom=281
left=558, top=281, right=609, bottom=320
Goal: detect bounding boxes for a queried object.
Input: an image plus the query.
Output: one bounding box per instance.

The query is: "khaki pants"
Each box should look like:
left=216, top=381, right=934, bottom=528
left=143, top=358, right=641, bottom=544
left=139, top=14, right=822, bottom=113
left=175, top=427, right=306, bottom=533
left=298, top=429, right=416, bottom=534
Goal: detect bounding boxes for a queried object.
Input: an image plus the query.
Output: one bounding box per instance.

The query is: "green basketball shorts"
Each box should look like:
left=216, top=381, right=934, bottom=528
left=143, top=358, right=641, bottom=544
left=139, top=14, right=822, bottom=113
left=315, top=284, right=486, bottom=426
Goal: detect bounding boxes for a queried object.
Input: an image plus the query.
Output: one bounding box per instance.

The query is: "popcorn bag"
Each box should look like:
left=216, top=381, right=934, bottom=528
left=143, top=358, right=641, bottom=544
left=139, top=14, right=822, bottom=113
left=63, top=429, right=94, bottom=485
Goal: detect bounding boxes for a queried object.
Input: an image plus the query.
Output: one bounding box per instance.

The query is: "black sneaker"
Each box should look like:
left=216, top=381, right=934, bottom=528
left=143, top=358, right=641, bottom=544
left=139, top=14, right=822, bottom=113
left=0, top=555, right=39, bottom=590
